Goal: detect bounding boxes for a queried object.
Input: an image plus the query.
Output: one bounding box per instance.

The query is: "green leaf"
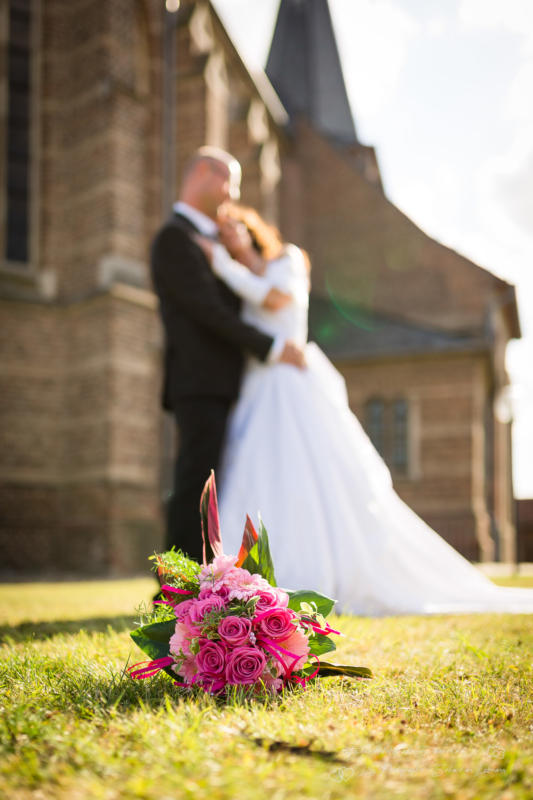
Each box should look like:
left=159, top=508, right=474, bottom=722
left=286, top=589, right=336, bottom=618
left=133, top=619, right=176, bottom=644
left=240, top=514, right=277, bottom=587
left=130, top=629, right=171, bottom=661
left=130, top=621, right=176, bottom=680
left=317, top=662, right=373, bottom=679
left=308, top=633, right=337, bottom=657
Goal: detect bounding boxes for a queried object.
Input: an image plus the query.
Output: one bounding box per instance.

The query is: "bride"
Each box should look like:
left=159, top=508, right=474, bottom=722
left=198, top=206, right=533, bottom=616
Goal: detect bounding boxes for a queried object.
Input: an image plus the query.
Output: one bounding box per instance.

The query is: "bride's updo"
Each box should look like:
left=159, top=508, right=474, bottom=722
left=222, top=204, right=311, bottom=282
left=224, top=205, right=284, bottom=261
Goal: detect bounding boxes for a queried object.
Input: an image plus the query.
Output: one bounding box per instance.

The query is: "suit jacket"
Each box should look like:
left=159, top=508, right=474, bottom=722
left=151, top=213, right=274, bottom=408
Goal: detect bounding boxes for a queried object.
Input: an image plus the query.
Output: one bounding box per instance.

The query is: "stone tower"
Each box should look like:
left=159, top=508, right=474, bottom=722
left=266, top=0, right=358, bottom=147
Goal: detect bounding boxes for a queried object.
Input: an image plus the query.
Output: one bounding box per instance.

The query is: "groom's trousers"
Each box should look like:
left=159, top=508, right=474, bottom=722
left=166, top=396, right=233, bottom=563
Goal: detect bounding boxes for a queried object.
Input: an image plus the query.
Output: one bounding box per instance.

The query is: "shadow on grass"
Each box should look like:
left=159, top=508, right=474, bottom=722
left=0, top=615, right=138, bottom=643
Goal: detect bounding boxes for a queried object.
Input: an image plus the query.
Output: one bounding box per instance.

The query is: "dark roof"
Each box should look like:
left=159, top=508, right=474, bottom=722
left=266, top=0, right=358, bottom=146
left=309, top=295, right=487, bottom=362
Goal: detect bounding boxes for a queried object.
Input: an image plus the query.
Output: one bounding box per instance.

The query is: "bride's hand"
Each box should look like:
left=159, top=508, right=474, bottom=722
left=263, top=287, right=293, bottom=311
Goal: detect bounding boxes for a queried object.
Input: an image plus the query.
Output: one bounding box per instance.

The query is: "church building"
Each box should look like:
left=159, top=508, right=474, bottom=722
left=0, top=0, right=520, bottom=575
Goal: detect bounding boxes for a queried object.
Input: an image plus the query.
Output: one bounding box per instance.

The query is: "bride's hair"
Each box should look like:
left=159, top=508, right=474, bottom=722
left=225, top=205, right=284, bottom=261
left=225, top=204, right=312, bottom=281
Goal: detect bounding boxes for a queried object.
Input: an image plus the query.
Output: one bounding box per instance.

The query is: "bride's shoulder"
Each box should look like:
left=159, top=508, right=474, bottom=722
left=271, top=244, right=307, bottom=275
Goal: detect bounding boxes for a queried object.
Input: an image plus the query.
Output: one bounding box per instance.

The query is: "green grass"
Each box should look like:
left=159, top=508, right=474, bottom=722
left=1, top=578, right=533, bottom=799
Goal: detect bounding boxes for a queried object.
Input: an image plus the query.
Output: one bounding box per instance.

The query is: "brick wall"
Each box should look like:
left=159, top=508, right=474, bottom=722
left=337, top=352, right=495, bottom=561
left=0, top=288, right=164, bottom=576
left=280, top=122, right=510, bottom=335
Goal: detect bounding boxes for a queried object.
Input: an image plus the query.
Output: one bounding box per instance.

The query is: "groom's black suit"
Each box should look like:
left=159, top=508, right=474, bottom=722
left=151, top=212, right=274, bottom=562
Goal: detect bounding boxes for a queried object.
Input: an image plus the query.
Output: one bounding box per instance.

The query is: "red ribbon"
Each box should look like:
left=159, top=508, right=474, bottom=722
left=291, top=655, right=320, bottom=689
left=256, top=634, right=304, bottom=680
left=128, top=656, right=174, bottom=680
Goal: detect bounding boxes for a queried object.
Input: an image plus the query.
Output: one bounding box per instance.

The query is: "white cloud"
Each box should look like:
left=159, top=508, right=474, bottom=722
left=495, top=144, right=533, bottom=235
left=330, top=0, right=420, bottom=122
left=459, top=0, right=533, bottom=55
left=427, top=16, right=450, bottom=37
left=506, top=61, right=533, bottom=122
left=393, top=163, right=463, bottom=247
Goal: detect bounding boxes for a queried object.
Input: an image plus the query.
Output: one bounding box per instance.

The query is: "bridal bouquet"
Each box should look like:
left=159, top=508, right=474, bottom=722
left=128, top=473, right=371, bottom=695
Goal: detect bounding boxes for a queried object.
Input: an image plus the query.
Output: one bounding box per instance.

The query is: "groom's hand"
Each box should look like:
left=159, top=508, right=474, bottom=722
left=279, top=342, right=306, bottom=369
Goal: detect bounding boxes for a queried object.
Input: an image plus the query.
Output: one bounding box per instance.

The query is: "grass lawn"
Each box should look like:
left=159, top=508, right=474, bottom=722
left=1, top=576, right=533, bottom=799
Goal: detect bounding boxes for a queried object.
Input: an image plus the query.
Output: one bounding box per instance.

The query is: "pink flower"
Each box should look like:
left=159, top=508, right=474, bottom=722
left=196, top=639, right=226, bottom=678
left=174, top=598, right=196, bottom=621
left=256, top=607, right=296, bottom=641
left=254, top=587, right=290, bottom=614
left=199, top=555, right=239, bottom=591
left=277, top=628, right=310, bottom=672
left=218, top=616, right=252, bottom=647
left=259, top=671, right=284, bottom=694
left=188, top=596, right=227, bottom=625
left=226, top=646, right=267, bottom=685
left=174, top=652, right=198, bottom=683
left=169, top=621, right=194, bottom=656
left=198, top=584, right=231, bottom=601
left=227, top=569, right=270, bottom=601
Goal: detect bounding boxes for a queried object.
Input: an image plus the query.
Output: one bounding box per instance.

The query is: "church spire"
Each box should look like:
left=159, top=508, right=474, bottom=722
left=266, top=0, right=358, bottom=146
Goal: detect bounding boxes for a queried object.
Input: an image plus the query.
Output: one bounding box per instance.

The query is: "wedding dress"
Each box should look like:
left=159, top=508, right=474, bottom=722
left=212, top=244, right=533, bottom=615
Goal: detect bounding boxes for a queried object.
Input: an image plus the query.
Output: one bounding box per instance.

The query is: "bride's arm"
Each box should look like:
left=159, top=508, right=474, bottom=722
left=210, top=244, right=292, bottom=311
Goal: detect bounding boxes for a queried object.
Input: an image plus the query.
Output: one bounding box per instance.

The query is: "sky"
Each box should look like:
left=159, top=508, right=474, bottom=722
left=213, top=0, right=533, bottom=498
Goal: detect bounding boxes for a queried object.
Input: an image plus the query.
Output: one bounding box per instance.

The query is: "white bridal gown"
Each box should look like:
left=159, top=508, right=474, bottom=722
left=212, top=244, right=533, bottom=616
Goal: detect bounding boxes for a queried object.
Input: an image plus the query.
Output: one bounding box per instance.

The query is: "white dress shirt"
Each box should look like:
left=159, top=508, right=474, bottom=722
left=173, top=201, right=219, bottom=238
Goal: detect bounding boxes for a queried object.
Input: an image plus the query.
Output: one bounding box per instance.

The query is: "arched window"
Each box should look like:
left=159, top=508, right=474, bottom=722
left=366, top=397, right=410, bottom=475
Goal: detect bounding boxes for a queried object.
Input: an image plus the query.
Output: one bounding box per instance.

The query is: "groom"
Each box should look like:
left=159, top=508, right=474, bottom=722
left=151, top=146, right=305, bottom=563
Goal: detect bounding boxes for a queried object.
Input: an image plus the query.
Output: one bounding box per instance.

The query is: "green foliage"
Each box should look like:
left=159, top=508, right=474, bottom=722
left=307, top=632, right=337, bottom=657
left=239, top=515, right=278, bottom=587
left=150, top=548, right=201, bottom=585
left=317, top=662, right=373, bottom=679
left=286, top=588, right=337, bottom=618
left=130, top=628, right=171, bottom=662
left=2, top=580, right=533, bottom=800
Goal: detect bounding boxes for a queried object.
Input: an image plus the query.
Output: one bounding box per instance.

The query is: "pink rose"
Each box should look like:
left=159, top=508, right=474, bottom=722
left=196, top=639, right=226, bottom=678
left=256, top=607, right=296, bottom=641
left=199, top=555, right=239, bottom=591
left=226, top=646, right=266, bottom=685
left=277, top=628, right=310, bottom=672
left=188, top=596, right=227, bottom=625
left=174, top=598, right=196, bottom=621
left=254, top=587, right=289, bottom=614
left=198, top=584, right=231, bottom=601
left=218, top=616, right=252, bottom=647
